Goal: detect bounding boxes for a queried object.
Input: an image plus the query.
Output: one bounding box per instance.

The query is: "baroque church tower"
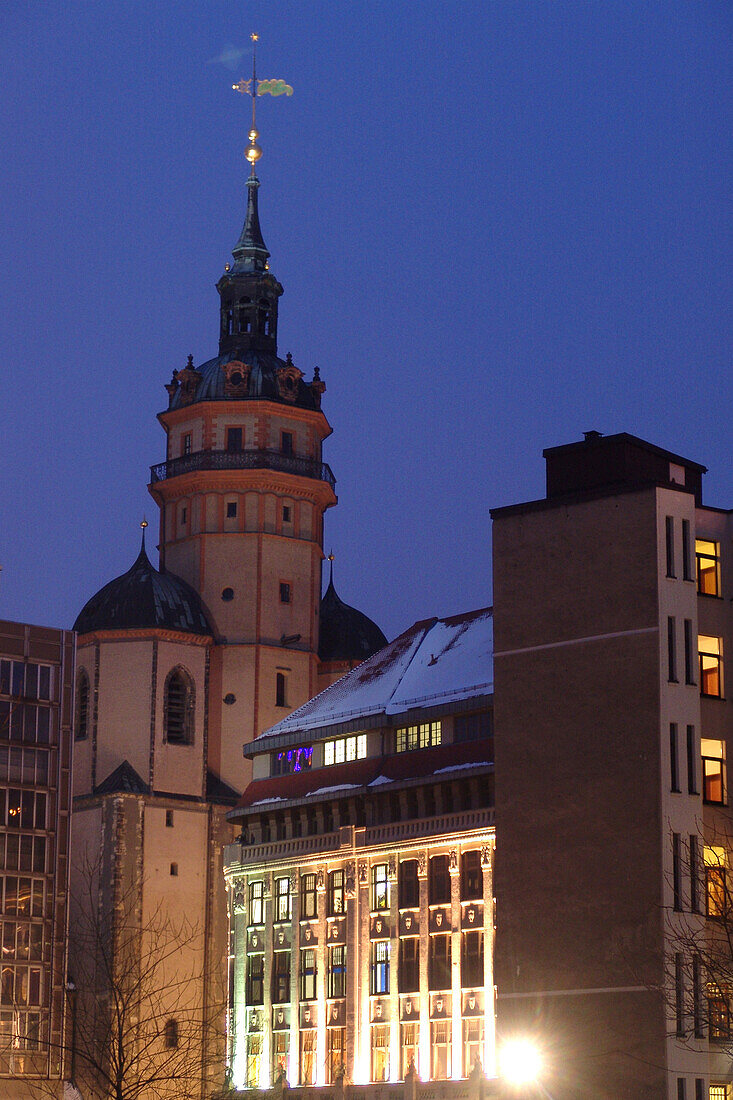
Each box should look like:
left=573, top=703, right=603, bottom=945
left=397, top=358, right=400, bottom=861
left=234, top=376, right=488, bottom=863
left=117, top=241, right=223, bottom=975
left=69, top=66, right=386, bottom=1099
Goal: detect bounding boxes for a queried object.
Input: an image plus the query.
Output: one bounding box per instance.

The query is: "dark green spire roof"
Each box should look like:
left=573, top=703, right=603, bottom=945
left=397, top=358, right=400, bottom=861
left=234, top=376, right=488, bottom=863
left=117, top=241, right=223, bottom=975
left=231, top=175, right=270, bottom=274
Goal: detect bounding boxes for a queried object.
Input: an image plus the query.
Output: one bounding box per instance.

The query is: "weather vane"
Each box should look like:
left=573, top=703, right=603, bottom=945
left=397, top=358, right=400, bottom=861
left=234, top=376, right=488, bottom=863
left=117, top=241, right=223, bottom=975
left=232, top=33, right=293, bottom=173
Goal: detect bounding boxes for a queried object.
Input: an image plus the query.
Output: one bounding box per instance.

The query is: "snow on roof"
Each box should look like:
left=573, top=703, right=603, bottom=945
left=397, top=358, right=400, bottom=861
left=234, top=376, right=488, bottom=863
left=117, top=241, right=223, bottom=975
left=253, top=607, right=493, bottom=746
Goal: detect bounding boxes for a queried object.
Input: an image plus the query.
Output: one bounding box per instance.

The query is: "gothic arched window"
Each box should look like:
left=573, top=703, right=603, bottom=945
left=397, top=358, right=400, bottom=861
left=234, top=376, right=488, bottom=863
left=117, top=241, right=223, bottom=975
left=75, top=670, right=90, bottom=741
left=164, top=668, right=194, bottom=744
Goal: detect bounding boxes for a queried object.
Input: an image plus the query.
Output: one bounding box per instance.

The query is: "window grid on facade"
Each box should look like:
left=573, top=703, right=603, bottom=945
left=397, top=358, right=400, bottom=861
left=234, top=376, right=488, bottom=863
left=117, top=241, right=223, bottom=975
left=395, top=721, right=442, bottom=754
left=696, top=539, right=721, bottom=596
left=246, top=953, right=264, bottom=1005
left=665, top=516, right=675, bottom=577
left=327, top=869, right=344, bottom=916
left=271, top=951, right=290, bottom=1003
left=702, top=739, right=726, bottom=804
left=431, top=1019, right=451, bottom=1080
left=673, top=833, right=682, bottom=911
left=299, top=1030, right=315, bottom=1086
left=699, top=635, right=723, bottom=697
left=687, top=726, right=698, bottom=794
left=75, top=672, right=89, bottom=741
left=463, top=1016, right=484, bottom=1077
left=370, top=940, right=389, bottom=995
left=300, top=873, right=317, bottom=920
left=681, top=519, right=692, bottom=580
left=429, top=855, right=451, bottom=905
left=323, top=733, right=367, bottom=766
left=708, top=984, right=731, bottom=1040
left=399, top=860, right=419, bottom=909
left=328, top=944, right=346, bottom=999
left=684, top=620, right=695, bottom=684
left=675, top=953, right=685, bottom=1036
left=461, top=850, right=482, bottom=900
left=371, top=1024, right=389, bottom=1082
left=401, top=1022, right=419, bottom=1079
left=300, top=949, right=316, bottom=1001
left=668, top=617, right=678, bottom=682
left=398, top=937, right=419, bottom=993
left=326, top=1027, right=345, bottom=1084
left=461, top=930, right=484, bottom=987
left=371, top=864, right=389, bottom=912
left=689, top=835, right=699, bottom=913
left=429, top=934, right=452, bottom=990
left=274, top=876, right=290, bottom=923
left=249, top=881, right=264, bottom=926
left=705, top=846, right=728, bottom=919
left=670, top=723, right=680, bottom=792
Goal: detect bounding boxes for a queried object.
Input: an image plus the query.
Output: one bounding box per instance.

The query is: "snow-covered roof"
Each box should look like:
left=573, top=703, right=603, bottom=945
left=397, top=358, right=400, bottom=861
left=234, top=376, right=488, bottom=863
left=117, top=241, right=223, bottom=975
left=248, top=607, right=493, bottom=752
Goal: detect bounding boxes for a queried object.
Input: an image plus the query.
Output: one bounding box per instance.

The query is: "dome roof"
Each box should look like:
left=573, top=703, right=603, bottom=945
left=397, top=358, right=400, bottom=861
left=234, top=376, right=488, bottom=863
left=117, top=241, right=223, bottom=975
left=74, top=541, right=212, bottom=637
left=167, top=349, right=322, bottom=413
left=318, top=575, right=387, bottom=664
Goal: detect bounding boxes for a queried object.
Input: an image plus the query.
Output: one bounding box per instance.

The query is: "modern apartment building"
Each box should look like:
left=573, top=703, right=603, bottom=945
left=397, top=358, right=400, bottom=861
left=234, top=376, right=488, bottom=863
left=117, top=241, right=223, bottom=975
left=0, top=619, right=74, bottom=1097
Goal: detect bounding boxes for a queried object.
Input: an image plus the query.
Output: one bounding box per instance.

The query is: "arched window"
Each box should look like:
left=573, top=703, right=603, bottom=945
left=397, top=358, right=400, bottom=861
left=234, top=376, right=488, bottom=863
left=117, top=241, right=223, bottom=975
left=75, top=670, right=90, bottom=741
left=164, top=668, right=194, bottom=744
left=163, top=1018, right=179, bottom=1048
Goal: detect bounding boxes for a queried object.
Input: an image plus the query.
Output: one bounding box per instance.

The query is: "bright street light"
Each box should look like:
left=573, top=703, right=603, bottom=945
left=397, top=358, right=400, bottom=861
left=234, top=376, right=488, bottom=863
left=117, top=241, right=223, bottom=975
left=499, top=1038, right=543, bottom=1087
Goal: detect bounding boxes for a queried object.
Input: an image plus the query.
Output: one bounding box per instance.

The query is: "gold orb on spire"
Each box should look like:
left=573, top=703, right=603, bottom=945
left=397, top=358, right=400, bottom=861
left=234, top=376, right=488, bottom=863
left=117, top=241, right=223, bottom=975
left=141, top=518, right=148, bottom=530
left=246, top=141, right=263, bottom=164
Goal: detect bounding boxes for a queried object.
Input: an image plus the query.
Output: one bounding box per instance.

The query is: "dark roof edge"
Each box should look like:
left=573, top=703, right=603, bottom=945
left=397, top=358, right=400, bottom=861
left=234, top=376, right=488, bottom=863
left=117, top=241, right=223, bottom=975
left=491, top=479, right=698, bottom=520
left=542, top=432, right=707, bottom=474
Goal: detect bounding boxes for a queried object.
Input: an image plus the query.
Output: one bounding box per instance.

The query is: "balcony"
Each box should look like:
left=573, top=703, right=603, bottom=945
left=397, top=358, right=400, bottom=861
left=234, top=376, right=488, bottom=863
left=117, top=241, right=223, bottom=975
left=149, top=448, right=336, bottom=490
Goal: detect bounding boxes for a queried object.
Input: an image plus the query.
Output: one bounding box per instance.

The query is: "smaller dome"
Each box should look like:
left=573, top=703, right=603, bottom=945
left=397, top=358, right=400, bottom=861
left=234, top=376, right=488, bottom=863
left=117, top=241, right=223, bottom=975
left=319, top=575, right=387, bottom=664
left=74, top=541, right=211, bottom=637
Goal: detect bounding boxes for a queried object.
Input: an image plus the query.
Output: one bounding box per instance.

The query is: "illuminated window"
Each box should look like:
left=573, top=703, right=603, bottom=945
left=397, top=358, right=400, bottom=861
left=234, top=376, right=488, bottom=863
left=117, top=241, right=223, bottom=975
left=249, top=881, right=264, bottom=926
left=326, top=1027, right=345, bottom=1084
left=164, top=668, right=194, bottom=744
left=463, top=1015, right=484, bottom=1076
left=300, top=874, right=317, bottom=920
left=431, top=1019, right=451, bottom=1080
left=401, top=1022, right=419, bottom=1078
left=323, top=733, right=367, bottom=766
left=429, top=934, right=451, bottom=990
left=272, top=746, right=312, bottom=776
left=274, top=877, right=290, bottom=923
left=708, top=984, right=731, bottom=1041
left=702, top=739, right=726, bottom=804
left=75, top=670, right=89, bottom=741
left=398, top=937, right=419, bottom=993
left=300, top=949, right=316, bottom=1001
left=696, top=539, right=721, bottom=596
left=246, top=1033, right=262, bottom=1088
left=246, top=954, right=264, bottom=1005
left=429, top=855, right=451, bottom=905
left=271, top=955, right=288, bottom=1011
left=399, top=860, right=419, bottom=909
left=699, top=636, right=723, bottom=697
left=371, top=864, right=389, bottom=912
left=328, top=944, right=346, bottom=998
left=299, top=1031, right=315, bottom=1085
left=371, top=1024, right=389, bottom=1082
left=705, top=846, right=729, bottom=918
left=272, top=1031, right=288, bottom=1083
left=395, top=721, right=441, bottom=753
left=709, top=1086, right=728, bottom=1100
left=370, top=941, right=390, bottom=995
left=327, top=869, right=344, bottom=916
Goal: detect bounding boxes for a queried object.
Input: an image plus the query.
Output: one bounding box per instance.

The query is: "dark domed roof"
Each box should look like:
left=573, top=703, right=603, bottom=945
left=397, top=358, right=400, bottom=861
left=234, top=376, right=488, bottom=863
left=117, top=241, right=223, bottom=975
left=318, top=575, right=387, bottom=664
left=74, top=541, right=212, bottom=637
left=167, top=349, right=322, bottom=413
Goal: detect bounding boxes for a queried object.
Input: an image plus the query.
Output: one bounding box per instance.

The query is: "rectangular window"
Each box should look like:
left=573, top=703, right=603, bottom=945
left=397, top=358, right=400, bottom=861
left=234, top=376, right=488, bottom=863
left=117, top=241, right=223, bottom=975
left=328, top=944, right=346, bottom=999
left=395, top=721, right=442, bottom=753
left=399, top=859, right=419, bottom=910
left=279, top=582, right=291, bottom=604
left=281, top=431, right=294, bottom=456
left=398, top=937, right=420, bottom=993
left=668, top=617, right=678, bottom=682
left=699, top=636, right=723, bottom=697
left=326, top=1028, right=345, bottom=1085
left=429, top=855, right=451, bottom=905
left=461, top=850, right=482, bottom=900
left=274, top=877, right=290, bottom=923
left=272, top=1031, right=288, bottom=1084
left=246, top=1033, right=262, bottom=1088
left=709, top=1088, right=728, bottom=1100
left=249, top=881, right=264, bottom=926
left=675, top=953, right=685, bottom=1036
left=323, top=733, right=367, bottom=766
left=371, top=864, right=389, bottom=912
left=709, top=985, right=731, bottom=1041
left=401, top=1022, right=419, bottom=1079
left=371, top=1024, right=389, bottom=1082
left=666, top=516, right=676, bottom=577
left=702, top=739, right=726, bottom=805
left=705, top=846, right=728, bottom=918
left=454, top=710, right=492, bottom=744
left=670, top=723, right=680, bottom=792
left=461, top=930, right=484, bottom=987
left=687, top=726, right=698, bottom=794
left=276, top=672, right=287, bottom=708
left=429, top=934, right=451, bottom=990
left=300, top=949, right=316, bottom=1001
left=684, top=620, right=695, bottom=684
left=673, top=833, right=682, bottom=911
left=300, top=873, right=317, bottom=921
left=226, top=427, right=243, bottom=453
left=182, top=433, right=192, bottom=456
left=690, top=835, right=699, bottom=913
left=677, top=1081, right=686, bottom=1100
left=246, top=954, right=264, bottom=1005
left=271, top=951, right=290, bottom=1003
left=431, top=1020, right=451, bottom=1080
left=370, top=941, right=390, bottom=995
left=682, top=519, right=692, bottom=581
left=272, top=746, right=312, bottom=776
left=693, top=956, right=703, bottom=1037
left=299, top=1031, right=315, bottom=1086
left=463, top=1015, right=484, bottom=1078
left=226, top=501, right=237, bottom=519
left=282, top=505, right=292, bottom=524
left=327, top=869, right=344, bottom=916
left=696, top=539, right=721, bottom=596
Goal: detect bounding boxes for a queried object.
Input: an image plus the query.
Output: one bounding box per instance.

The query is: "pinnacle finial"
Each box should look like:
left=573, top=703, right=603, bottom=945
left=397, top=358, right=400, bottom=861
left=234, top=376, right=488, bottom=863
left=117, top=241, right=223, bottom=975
left=140, top=517, right=148, bottom=552
left=232, top=34, right=293, bottom=175
left=327, top=550, right=335, bottom=586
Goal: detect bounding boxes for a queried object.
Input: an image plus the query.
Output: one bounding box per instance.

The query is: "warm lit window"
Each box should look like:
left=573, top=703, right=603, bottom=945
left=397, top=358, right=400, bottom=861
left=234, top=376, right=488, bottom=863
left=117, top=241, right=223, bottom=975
left=708, top=984, right=731, bottom=1041
left=429, top=855, right=451, bottom=905
left=702, top=739, right=726, bottom=804
left=699, top=636, right=723, bottom=697
left=300, top=949, right=316, bottom=1001
left=370, top=941, right=390, bottom=995
left=328, top=869, right=344, bottom=916
left=399, top=859, right=419, bottom=909
left=272, top=1031, right=288, bottom=1083
left=246, top=1033, right=262, bottom=1088
left=274, top=876, right=291, bottom=922
left=463, top=1015, right=484, bottom=1076
left=75, top=670, right=89, bottom=741
left=696, top=539, right=721, bottom=596
left=323, top=733, right=367, bottom=766
left=705, top=846, right=729, bottom=918
left=371, top=1024, right=389, bottom=1082
left=429, top=934, right=451, bottom=990
left=395, top=721, right=441, bottom=753
left=249, top=881, right=264, bottom=926
left=300, top=1031, right=315, bottom=1085
left=401, top=1022, right=419, bottom=1079
left=431, top=1020, right=451, bottom=1080
left=271, top=952, right=290, bottom=1003
left=326, top=1027, right=345, bottom=1084
left=709, top=1085, right=729, bottom=1099
left=164, top=668, right=194, bottom=744
left=328, top=944, right=346, bottom=998
left=300, top=873, right=317, bottom=920
left=371, top=864, right=389, bottom=912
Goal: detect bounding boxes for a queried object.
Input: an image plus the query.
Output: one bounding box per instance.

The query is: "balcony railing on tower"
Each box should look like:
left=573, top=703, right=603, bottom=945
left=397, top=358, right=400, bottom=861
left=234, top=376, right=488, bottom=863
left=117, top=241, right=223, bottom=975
left=149, top=449, right=336, bottom=490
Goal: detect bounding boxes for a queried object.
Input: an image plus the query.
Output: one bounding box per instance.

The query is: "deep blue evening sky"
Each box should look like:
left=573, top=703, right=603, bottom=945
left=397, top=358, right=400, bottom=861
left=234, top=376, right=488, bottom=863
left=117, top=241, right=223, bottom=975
left=1, top=1, right=730, bottom=641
